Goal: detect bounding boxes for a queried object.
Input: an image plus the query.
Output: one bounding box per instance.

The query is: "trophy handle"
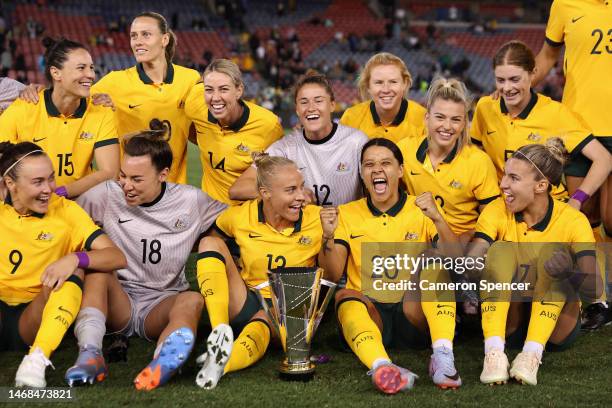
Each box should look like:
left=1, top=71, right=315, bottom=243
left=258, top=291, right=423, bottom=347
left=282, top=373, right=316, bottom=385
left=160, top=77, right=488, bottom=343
left=253, top=282, right=281, bottom=339
left=306, top=276, right=337, bottom=342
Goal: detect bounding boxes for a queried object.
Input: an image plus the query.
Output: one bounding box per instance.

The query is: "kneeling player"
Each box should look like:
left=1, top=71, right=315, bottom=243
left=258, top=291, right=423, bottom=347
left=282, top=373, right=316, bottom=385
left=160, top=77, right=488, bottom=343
left=0, top=142, right=126, bottom=387
left=319, top=138, right=462, bottom=393
left=468, top=139, right=600, bottom=386
left=64, top=125, right=229, bottom=390
left=195, top=154, right=322, bottom=389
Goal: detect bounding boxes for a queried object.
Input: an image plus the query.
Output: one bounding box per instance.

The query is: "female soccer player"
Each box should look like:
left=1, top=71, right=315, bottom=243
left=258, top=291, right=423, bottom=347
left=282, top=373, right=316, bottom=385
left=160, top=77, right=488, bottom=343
left=185, top=59, right=284, bottom=205
left=64, top=124, right=230, bottom=390
left=471, top=41, right=611, bottom=207
left=20, top=12, right=200, bottom=185
left=0, top=142, right=126, bottom=388
left=469, top=138, right=599, bottom=386
left=195, top=155, right=322, bottom=389
left=0, top=37, right=119, bottom=198
left=319, top=138, right=462, bottom=393
left=229, top=69, right=368, bottom=206
left=340, top=52, right=425, bottom=144
left=533, top=0, right=612, bottom=329
left=399, top=77, right=499, bottom=244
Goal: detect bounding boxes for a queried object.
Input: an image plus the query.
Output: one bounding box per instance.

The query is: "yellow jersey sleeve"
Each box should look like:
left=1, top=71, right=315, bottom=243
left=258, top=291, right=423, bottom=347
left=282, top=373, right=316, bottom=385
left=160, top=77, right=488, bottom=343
left=185, top=81, right=205, bottom=121
left=470, top=98, right=486, bottom=144
left=213, top=205, right=239, bottom=238
left=555, top=103, right=593, bottom=153
left=0, top=99, right=23, bottom=142
left=474, top=198, right=506, bottom=244
left=93, top=108, right=118, bottom=148
left=339, top=105, right=358, bottom=129
left=545, top=0, right=567, bottom=45
left=473, top=152, right=501, bottom=204
left=61, top=198, right=105, bottom=251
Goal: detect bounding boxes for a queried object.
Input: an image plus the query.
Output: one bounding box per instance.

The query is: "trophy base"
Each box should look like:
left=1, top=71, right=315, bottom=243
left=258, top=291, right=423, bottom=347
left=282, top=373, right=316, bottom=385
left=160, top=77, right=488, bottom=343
left=279, top=359, right=315, bottom=382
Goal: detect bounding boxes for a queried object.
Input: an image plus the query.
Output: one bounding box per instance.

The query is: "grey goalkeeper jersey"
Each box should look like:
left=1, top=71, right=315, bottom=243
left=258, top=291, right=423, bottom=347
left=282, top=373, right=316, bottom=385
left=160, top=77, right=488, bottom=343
left=266, top=123, right=368, bottom=205
left=77, top=181, right=227, bottom=292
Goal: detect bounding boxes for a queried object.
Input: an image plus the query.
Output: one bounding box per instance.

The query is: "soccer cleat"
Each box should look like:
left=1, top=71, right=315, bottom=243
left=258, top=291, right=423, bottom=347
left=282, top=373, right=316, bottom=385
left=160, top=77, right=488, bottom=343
left=195, top=323, right=233, bottom=389
left=429, top=347, right=462, bottom=389
left=15, top=347, right=53, bottom=388
left=368, top=362, right=418, bottom=394
left=509, top=351, right=541, bottom=386
left=65, top=345, right=108, bottom=387
left=581, top=302, right=611, bottom=331
left=480, top=349, right=509, bottom=385
left=134, top=327, right=195, bottom=391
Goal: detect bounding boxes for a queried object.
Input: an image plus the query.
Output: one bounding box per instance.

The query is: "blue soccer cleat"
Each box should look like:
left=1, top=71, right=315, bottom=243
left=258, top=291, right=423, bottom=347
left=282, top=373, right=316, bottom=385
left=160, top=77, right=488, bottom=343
left=134, top=327, right=194, bottom=391
left=65, top=345, right=108, bottom=387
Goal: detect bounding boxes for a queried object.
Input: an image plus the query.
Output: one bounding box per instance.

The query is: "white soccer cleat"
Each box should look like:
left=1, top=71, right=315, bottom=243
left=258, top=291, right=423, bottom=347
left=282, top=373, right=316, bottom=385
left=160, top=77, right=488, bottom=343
left=509, top=351, right=541, bottom=385
left=480, top=349, right=509, bottom=385
left=15, top=347, right=53, bottom=388
left=195, top=323, right=233, bottom=389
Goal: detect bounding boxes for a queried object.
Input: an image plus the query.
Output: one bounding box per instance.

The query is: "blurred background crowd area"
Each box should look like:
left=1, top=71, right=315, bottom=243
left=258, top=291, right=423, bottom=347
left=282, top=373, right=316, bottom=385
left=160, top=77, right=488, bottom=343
left=0, top=0, right=563, bottom=126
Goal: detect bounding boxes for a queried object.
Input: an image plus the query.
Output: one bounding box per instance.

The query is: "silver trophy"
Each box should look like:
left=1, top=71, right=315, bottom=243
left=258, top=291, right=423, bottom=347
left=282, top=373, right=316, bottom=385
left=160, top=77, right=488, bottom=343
left=255, top=267, right=336, bottom=381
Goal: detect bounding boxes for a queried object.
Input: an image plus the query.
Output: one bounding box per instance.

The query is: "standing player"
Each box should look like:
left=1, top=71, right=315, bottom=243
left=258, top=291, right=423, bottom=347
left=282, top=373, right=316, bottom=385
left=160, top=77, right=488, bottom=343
left=319, top=138, right=463, bottom=393
left=471, top=41, right=611, bottom=206
left=185, top=59, right=284, bottom=205
left=229, top=69, right=368, bottom=206
left=534, top=0, right=612, bottom=329
left=20, top=12, right=200, bottom=184
left=400, top=77, right=499, bottom=245
left=469, top=139, right=599, bottom=386
left=340, top=52, right=425, bottom=144
left=195, top=155, right=322, bottom=389
left=64, top=125, right=230, bottom=390
left=0, top=142, right=126, bottom=388
left=0, top=37, right=119, bottom=198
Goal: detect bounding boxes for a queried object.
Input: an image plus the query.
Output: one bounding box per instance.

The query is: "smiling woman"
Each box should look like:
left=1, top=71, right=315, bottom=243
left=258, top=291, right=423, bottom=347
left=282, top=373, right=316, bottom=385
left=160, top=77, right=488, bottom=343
left=0, top=37, right=119, bottom=198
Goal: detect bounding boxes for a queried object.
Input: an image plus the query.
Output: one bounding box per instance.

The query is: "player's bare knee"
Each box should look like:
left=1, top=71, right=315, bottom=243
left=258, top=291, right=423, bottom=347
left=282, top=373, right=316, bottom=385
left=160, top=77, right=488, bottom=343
left=334, top=288, right=362, bottom=304
left=178, top=291, right=205, bottom=311
left=198, top=236, right=229, bottom=259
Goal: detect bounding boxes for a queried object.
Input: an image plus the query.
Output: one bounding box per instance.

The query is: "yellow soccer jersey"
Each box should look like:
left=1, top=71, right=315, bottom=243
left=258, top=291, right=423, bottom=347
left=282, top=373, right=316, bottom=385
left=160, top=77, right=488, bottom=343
left=185, top=84, right=284, bottom=204
left=0, top=194, right=103, bottom=305
left=399, top=136, right=500, bottom=234
left=213, top=200, right=322, bottom=297
left=475, top=196, right=595, bottom=246
left=545, top=0, right=612, bottom=137
left=0, top=89, right=118, bottom=187
left=340, top=99, right=425, bottom=144
left=93, top=64, right=200, bottom=184
left=335, top=191, right=438, bottom=293
left=471, top=92, right=594, bottom=199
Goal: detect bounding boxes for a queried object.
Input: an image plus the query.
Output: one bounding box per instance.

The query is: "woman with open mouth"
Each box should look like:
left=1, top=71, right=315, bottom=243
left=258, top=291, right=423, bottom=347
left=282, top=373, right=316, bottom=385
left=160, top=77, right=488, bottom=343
left=229, top=69, right=368, bottom=206
left=319, top=138, right=463, bottom=393
left=471, top=40, right=611, bottom=211
left=467, top=138, right=600, bottom=386
left=185, top=58, right=284, bottom=205
left=0, top=141, right=126, bottom=388
left=340, top=52, right=426, bottom=144
left=0, top=37, right=119, bottom=198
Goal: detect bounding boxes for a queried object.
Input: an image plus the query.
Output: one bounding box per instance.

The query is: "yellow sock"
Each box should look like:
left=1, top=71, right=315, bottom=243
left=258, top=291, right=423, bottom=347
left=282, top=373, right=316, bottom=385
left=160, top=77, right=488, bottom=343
left=337, top=299, right=389, bottom=370
left=481, top=301, right=510, bottom=339
left=420, top=266, right=455, bottom=344
left=32, top=275, right=83, bottom=358
left=197, top=251, right=229, bottom=328
left=224, top=319, right=271, bottom=373
left=525, top=300, right=565, bottom=345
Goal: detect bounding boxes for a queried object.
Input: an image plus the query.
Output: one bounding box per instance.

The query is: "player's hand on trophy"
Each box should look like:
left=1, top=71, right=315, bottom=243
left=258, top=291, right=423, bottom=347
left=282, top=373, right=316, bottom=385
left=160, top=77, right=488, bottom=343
left=320, top=206, right=338, bottom=238
left=415, top=192, right=443, bottom=223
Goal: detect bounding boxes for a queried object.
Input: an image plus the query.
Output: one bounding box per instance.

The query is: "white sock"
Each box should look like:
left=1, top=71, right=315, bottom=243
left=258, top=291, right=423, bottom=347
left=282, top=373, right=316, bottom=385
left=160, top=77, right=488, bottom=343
left=484, top=336, right=505, bottom=354
left=432, top=339, right=453, bottom=350
left=372, top=358, right=392, bottom=371
left=522, top=341, right=544, bottom=360
left=74, top=307, right=106, bottom=350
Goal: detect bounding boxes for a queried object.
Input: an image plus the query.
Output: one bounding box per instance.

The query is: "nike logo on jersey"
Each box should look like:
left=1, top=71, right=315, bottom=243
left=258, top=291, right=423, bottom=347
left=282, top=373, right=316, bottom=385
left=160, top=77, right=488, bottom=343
left=571, top=16, right=584, bottom=23
left=350, top=234, right=364, bottom=239
left=410, top=170, right=420, bottom=175
left=33, top=137, right=47, bottom=142
left=486, top=130, right=496, bottom=135
left=249, top=233, right=262, bottom=238
left=118, top=219, right=133, bottom=224
left=128, top=104, right=142, bottom=109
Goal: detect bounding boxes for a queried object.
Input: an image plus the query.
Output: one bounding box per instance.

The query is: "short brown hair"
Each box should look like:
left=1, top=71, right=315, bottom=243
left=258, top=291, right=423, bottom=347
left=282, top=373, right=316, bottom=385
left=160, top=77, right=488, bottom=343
left=292, top=69, right=335, bottom=102
left=122, top=119, right=172, bottom=173
left=512, top=138, right=568, bottom=188
left=493, top=40, right=535, bottom=73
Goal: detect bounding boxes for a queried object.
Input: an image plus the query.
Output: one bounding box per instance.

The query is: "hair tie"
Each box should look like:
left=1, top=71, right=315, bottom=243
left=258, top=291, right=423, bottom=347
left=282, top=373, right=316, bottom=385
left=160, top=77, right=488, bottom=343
left=2, top=150, right=44, bottom=177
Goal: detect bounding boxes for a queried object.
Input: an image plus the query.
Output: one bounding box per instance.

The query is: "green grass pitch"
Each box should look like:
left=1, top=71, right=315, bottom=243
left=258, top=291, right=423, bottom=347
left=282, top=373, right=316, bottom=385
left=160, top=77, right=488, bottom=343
left=1, top=144, right=610, bottom=407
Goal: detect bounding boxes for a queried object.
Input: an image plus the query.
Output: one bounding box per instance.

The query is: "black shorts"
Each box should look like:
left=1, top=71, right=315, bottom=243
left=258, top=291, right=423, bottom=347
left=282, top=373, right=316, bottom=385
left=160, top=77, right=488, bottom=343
left=229, top=289, right=269, bottom=335
left=0, top=300, right=29, bottom=351
left=565, top=136, right=612, bottom=178
left=336, top=298, right=429, bottom=350
left=506, top=303, right=581, bottom=352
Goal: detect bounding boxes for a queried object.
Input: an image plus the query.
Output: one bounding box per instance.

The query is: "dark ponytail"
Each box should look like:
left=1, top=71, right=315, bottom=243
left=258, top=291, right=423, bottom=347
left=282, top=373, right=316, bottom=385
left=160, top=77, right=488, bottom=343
left=122, top=119, right=173, bottom=172
left=42, top=36, right=88, bottom=83
left=0, top=142, right=46, bottom=180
